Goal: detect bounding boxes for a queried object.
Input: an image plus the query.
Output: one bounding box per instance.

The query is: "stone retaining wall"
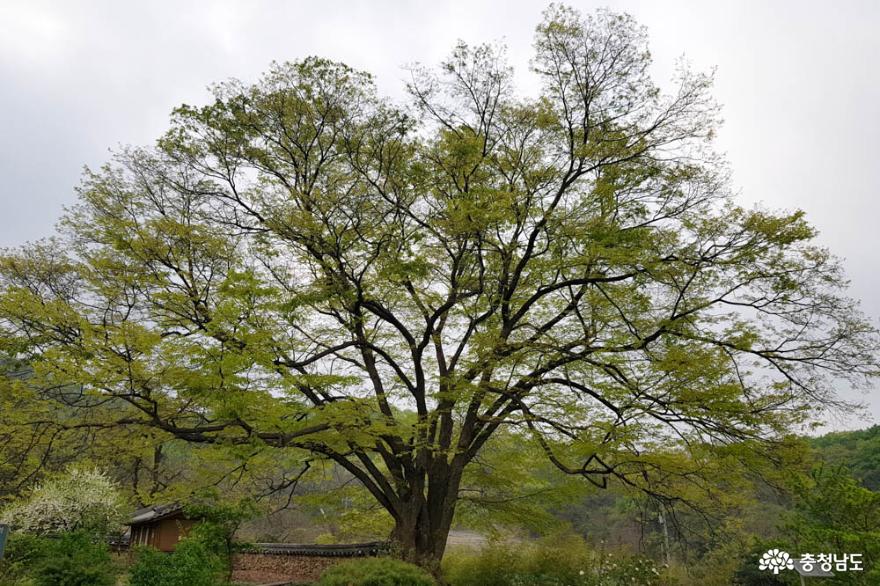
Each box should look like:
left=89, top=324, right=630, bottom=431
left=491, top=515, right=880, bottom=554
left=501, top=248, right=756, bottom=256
left=232, top=552, right=341, bottom=584
left=231, top=544, right=389, bottom=584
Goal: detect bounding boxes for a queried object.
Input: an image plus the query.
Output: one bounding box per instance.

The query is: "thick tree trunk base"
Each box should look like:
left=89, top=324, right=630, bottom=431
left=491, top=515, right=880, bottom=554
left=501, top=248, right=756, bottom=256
left=390, top=508, right=454, bottom=579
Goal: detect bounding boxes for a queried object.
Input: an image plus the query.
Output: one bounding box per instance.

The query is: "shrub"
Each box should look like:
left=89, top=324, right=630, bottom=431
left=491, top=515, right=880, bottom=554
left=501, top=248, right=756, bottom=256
left=443, top=534, right=664, bottom=586
left=183, top=491, right=258, bottom=577
left=0, top=532, right=48, bottom=585
left=31, top=531, right=116, bottom=586
left=318, top=557, right=436, bottom=586
left=0, top=468, right=125, bottom=538
left=443, top=534, right=591, bottom=586
left=128, top=537, right=225, bottom=586
left=593, top=552, right=664, bottom=586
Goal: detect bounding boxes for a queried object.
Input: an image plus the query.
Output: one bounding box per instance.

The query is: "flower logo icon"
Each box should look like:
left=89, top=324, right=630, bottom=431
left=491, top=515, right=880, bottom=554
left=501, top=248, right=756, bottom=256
left=759, top=549, right=794, bottom=574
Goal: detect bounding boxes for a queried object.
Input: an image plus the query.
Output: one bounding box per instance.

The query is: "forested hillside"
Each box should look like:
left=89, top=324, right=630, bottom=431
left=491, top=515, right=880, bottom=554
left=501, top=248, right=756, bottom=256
left=811, top=426, right=880, bottom=491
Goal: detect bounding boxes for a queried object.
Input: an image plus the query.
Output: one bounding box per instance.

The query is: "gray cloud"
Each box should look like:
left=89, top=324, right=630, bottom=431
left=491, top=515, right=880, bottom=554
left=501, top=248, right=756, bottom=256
left=1, top=0, right=877, bottom=428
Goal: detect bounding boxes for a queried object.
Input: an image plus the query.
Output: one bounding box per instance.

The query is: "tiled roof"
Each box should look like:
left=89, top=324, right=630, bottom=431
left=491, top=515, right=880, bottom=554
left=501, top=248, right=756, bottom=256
left=127, top=503, right=185, bottom=525
left=250, top=541, right=390, bottom=557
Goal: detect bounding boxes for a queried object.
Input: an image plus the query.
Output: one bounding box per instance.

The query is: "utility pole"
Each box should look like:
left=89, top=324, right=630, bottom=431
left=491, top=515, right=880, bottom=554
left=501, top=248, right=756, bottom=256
left=658, top=511, right=671, bottom=567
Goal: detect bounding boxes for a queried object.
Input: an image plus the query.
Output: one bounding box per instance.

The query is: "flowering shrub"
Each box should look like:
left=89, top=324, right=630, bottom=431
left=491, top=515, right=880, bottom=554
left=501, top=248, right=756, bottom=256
left=593, top=552, right=663, bottom=585
left=0, top=467, right=126, bottom=537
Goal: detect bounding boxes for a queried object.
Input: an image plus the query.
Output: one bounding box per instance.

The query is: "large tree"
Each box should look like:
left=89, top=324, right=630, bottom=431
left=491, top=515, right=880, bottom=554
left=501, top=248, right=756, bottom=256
left=0, top=6, right=876, bottom=567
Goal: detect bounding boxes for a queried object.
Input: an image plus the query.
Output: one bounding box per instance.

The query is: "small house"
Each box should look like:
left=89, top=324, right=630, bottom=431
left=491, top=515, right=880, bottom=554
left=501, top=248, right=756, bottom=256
left=127, top=503, right=195, bottom=552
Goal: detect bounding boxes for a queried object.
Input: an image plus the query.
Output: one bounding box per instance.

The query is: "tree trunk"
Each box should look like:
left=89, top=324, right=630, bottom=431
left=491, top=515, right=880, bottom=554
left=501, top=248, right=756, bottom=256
left=390, top=497, right=456, bottom=573
left=389, top=466, right=462, bottom=575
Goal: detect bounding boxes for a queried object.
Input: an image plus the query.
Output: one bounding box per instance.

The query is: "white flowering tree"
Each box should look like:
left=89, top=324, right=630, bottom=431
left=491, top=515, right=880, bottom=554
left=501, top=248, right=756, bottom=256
left=0, top=468, right=126, bottom=537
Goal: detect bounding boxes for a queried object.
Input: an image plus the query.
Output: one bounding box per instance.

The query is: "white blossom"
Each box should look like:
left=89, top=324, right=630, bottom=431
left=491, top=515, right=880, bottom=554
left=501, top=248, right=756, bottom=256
left=0, top=467, right=126, bottom=536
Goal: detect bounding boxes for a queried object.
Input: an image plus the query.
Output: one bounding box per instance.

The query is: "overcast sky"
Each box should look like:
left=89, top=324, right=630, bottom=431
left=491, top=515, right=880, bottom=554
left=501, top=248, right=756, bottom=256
left=1, top=0, right=878, bottom=429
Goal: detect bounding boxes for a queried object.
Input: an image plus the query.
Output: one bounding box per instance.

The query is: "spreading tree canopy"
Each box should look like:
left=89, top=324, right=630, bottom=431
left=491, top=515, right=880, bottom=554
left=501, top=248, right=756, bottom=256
left=0, top=6, right=877, bottom=566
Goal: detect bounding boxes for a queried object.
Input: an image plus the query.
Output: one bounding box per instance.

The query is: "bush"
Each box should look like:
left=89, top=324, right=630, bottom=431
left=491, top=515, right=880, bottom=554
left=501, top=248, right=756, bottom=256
left=128, top=537, right=225, bottom=586
left=444, top=534, right=591, bottom=586
left=318, top=557, right=436, bottom=586
left=0, top=468, right=125, bottom=538
left=0, top=532, right=48, bottom=585
left=443, top=534, right=663, bottom=586
left=180, top=492, right=258, bottom=578
left=31, top=531, right=116, bottom=586
left=592, top=552, right=664, bottom=586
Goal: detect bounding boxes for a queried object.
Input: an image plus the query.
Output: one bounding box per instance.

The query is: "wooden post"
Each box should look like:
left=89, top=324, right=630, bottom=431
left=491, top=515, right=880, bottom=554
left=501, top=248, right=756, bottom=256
left=0, top=524, right=10, bottom=560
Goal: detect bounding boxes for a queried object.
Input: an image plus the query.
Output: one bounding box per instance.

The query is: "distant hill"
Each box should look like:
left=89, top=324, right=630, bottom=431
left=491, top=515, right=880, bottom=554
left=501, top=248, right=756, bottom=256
left=811, top=425, right=880, bottom=491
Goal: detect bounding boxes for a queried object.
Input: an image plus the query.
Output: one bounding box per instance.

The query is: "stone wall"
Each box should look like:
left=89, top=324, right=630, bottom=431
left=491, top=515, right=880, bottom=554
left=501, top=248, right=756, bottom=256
left=231, top=552, right=346, bottom=584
